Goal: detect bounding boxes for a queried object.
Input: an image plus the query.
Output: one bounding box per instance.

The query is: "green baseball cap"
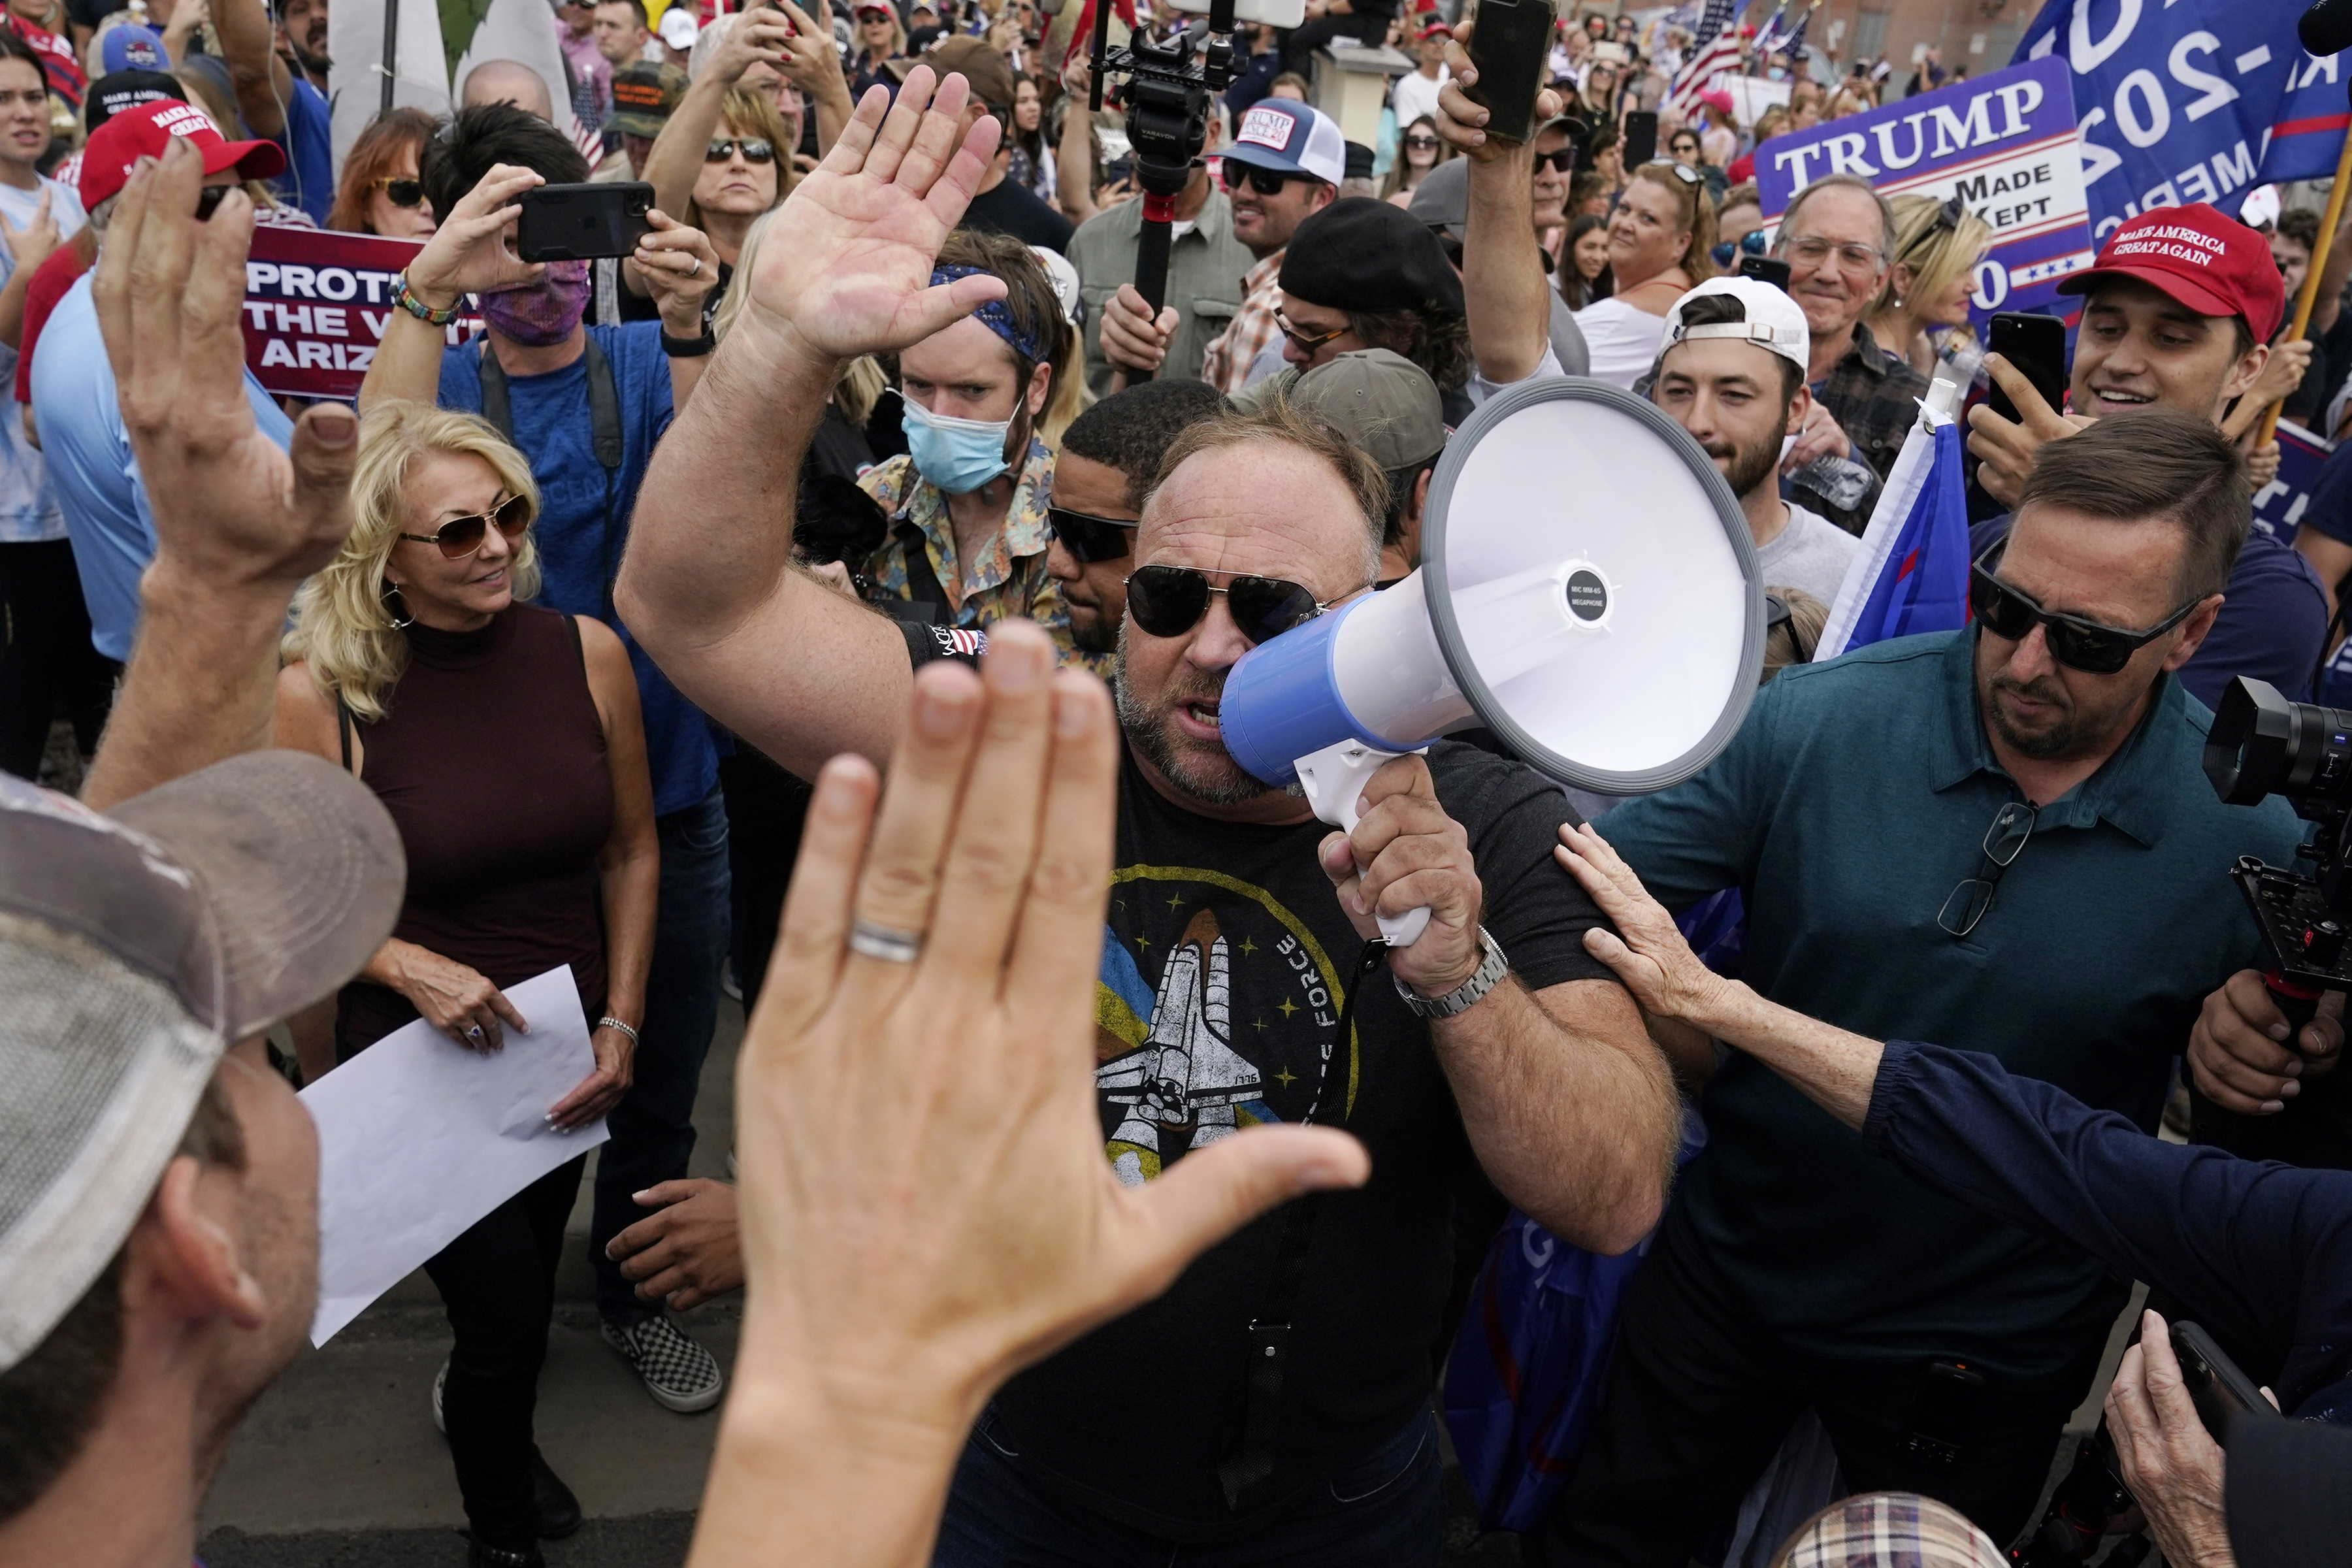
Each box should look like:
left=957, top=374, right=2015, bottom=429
left=1288, top=349, right=1446, bottom=471
left=606, top=60, right=688, bottom=138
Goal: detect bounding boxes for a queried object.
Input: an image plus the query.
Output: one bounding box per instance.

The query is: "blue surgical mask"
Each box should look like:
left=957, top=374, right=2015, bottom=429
left=902, top=397, right=1014, bottom=495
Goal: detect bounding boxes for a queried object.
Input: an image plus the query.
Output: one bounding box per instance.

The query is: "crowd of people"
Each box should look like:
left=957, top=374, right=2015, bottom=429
left=1, top=2, right=2350, bottom=1568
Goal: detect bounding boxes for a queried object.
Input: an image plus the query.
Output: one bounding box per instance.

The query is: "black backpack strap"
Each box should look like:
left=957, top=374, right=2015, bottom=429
left=894, top=519, right=953, bottom=617
left=476, top=338, right=512, bottom=442
left=581, top=334, right=623, bottom=472
left=1217, top=937, right=1389, bottom=1511
left=335, top=694, right=356, bottom=776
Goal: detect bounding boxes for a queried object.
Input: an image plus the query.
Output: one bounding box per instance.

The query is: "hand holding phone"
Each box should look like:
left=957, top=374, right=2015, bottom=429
left=1984, top=310, right=2067, bottom=427
left=1460, top=0, right=1555, bottom=146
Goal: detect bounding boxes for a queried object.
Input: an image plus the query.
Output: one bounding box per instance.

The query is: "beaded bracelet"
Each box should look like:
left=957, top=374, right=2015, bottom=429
left=391, top=270, right=462, bottom=328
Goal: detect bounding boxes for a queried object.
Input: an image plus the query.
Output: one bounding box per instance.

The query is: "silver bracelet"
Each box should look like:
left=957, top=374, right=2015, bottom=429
left=597, top=1016, right=640, bottom=1047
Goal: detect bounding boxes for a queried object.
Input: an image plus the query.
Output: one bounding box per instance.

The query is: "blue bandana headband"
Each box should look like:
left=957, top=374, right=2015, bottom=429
left=934, top=264, right=1045, bottom=364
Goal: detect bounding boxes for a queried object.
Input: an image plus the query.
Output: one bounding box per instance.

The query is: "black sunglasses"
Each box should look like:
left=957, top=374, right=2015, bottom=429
left=1124, top=564, right=1353, bottom=645
left=706, top=137, right=776, bottom=164
left=400, top=493, right=532, bottom=559
left=194, top=183, right=229, bottom=221
left=1221, top=161, right=1302, bottom=197
left=1045, top=505, right=1135, bottom=564
left=1901, top=194, right=1966, bottom=261
left=1403, top=133, right=1441, bottom=152
left=372, top=176, right=427, bottom=209
left=1938, top=799, right=2037, bottom=939
left=1968, top=541, right=2200, bottom=676
left=1533, top=146, right=1576, bottom=174
left=1645, top=157, right=1702, bottom=186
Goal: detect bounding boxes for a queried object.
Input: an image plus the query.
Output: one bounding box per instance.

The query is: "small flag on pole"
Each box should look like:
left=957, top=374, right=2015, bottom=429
left=1816, top=378, right=1974, bottom=661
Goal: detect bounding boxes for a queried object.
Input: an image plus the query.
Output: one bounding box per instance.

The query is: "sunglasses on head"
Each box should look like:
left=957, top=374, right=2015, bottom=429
left=1533, top=146, right=1576, bottom=174
left=1967, top=541, right=2200, bottom=675
left=1124, top=564, right=1354, bottom=645
left=400, top=493, right=533, bottom=559
left=706, top=137, right=776, bottom=163
left=372, top=176, right=427, bottom=208
left=1045, top=505, right=1136, bottom=564
left=1901, top=193, right=1966, bottom=261
left=1221, top=161, right=1303, bottom=197
left=1646, top=157, right=1701, bottom=186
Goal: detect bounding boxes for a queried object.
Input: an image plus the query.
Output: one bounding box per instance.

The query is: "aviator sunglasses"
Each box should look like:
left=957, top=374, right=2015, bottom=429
left=400, top=494, right=533, bottom=559
left=1968, top=540, right=2200, bottom=676
left=1124, top=564, right=1358, bottom=646
left=706, top=137, right=777, bottom=164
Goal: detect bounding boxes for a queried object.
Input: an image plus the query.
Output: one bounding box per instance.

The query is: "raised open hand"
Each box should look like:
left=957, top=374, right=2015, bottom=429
left=740, top=66, right=1009, bottom=365
left=702, top=621, right=1367, bottom=1565
left=404, top=163, right=546, bottom=306
left=93, top=141, right=356, bottom=602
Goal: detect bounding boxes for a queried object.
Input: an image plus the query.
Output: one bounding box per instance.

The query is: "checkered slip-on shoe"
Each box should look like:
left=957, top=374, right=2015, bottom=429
left=601, top=1313, right=724, bottom=1413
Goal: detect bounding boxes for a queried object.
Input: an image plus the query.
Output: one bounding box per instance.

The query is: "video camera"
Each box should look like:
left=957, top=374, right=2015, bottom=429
left=2204, top=676, right=2352, bottom=1036
left=1079, top=0, right=1302, bottom=331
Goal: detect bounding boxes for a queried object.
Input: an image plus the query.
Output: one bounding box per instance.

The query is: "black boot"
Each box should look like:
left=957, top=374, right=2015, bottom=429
left=466, top=1539, right=544, bottom=1568
left=532, top=1447, right=583, bottom=1540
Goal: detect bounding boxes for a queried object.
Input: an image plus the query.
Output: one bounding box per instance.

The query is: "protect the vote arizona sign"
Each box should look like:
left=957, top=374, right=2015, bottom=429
left=241, top=226, right=484, bottom=400
left=1756, top=56, right=2094, bottom=328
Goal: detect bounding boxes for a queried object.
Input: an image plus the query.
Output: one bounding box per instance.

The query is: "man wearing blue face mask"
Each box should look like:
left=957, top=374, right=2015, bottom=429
left=357, top=103, right=749, bottom=1428
left=858, top=226, right=1103, bottom=673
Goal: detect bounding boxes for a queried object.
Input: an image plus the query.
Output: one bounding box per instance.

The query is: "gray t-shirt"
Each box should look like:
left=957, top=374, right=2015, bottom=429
left=1756, top=501, right=1862, bottom=609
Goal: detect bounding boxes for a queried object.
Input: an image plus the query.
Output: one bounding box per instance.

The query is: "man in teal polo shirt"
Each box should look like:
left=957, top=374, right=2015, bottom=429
left=1538, top=410, right=2307, bottom=1563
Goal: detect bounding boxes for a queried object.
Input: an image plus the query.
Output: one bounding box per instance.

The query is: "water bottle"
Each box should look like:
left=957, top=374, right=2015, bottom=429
left=1791, top=453, right=1875, bottom=513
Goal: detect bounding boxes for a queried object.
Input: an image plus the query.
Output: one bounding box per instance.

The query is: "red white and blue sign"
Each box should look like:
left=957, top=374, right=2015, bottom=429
left=2253, top=419, right=2334, bottom=540
left=240, top=226, right=483, bottom=401
left=1754, top=57, right=2094, bottom=329
left=2015, top=0, right=2348, bottom=243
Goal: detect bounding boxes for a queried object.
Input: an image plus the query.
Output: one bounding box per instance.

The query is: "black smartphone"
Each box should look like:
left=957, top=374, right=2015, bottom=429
left=1104, top=154, right=1134, bottom=187
left=1622, top=109, right=1658, bottom=169
left=1736, top=254, right=1792, bottom=291
left=1985, top=310, right=2068, bottom=425
left=517, top=182, right=655, bottom=263
left=2172, top=1322, right=2276, bottom=1439
left=1462, top=0, right=1554, bottom=146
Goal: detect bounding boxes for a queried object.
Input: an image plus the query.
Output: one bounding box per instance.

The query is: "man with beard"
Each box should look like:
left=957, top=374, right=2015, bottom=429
left=1531, top=408, right=2306, bottom=1566
left=1648, top=278, right=1856, bottom=606
left=1045, top=377, right=1226, bottom=661
left=217, top=0, right=332, bottom=221
left=358, top=104, right=744, bottom=1422
left=617, top=66, right=1680, bottom=1561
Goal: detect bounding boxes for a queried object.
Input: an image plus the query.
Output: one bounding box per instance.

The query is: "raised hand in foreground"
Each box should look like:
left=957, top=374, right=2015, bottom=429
left=85, top=139, right=359, bottom=808
left=687, top=623, right=1369, bottom=1568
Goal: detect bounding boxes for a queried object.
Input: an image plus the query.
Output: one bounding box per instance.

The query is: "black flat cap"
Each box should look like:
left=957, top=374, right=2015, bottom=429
left=1280, top=197, right=1465, bottom=318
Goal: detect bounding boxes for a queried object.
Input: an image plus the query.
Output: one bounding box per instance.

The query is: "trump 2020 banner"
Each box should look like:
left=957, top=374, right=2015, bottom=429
left=2016, top=0, right=2348, bottom=243
left=1756, top=56, right=2094, bottom=328
left=242, top=226, right=484, bottom=400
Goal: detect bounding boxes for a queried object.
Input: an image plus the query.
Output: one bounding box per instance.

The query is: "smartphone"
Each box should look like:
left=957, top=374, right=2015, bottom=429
left=1736, top=254, right=1792, bottom=291
left=2172, top=1322, right=2276, bottom=1439
left=1622, top=109, right=1658, bottom=169
left=517, top=182, right=655, bottom=263
left=1462, top=0, right=1556, bottom=146
left=1985, top=310, right=2068, bottom=425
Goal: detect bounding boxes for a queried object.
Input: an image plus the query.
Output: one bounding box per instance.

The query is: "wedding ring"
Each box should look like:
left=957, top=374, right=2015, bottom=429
left=687, top=255, right=701, bottom=277
left=849, top=918, right=924, bottom=964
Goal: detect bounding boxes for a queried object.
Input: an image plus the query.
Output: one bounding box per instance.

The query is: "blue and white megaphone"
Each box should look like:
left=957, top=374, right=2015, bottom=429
left=1220, top=378, right=1767, bottom=946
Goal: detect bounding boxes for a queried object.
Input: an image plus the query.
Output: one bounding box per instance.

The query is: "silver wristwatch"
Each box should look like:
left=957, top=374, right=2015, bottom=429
left=1394, top=928, right=1508, bottom=1019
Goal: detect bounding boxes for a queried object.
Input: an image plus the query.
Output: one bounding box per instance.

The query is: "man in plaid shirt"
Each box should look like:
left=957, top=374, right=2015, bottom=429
left=1771, top=174, right=1929, bottom=527
left=1098, top=99, right=1343, bottom=394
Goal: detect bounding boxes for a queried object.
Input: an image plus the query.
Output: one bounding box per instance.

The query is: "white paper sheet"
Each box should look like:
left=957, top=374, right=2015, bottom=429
left=302, top=966, right=608, bottom=1346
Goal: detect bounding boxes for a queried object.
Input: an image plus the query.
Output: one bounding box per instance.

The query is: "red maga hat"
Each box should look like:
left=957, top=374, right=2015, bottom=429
left=79, top=99, right=284, bottom=211
left=2059, top=203, right=2285, bottom=345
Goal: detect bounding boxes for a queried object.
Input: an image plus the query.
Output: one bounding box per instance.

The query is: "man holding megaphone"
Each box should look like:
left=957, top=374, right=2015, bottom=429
left=617, top=66, right=1682, bottom=1561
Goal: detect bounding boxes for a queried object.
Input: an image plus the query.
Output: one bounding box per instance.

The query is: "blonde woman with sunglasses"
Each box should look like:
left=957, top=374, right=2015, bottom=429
left=1865, top=192, right=1993, bottom=379
left=274, top=400, right=659, bottom=1566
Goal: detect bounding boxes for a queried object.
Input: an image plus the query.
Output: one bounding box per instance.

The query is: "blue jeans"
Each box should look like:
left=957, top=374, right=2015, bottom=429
left=589, top=787, right=730, bottom=1324
left=932, top=1406, right=1446, bottom=1567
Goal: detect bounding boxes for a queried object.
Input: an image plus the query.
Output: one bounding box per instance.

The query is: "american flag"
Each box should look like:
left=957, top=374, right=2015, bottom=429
left=1667, top=0, right=1744, bottom=120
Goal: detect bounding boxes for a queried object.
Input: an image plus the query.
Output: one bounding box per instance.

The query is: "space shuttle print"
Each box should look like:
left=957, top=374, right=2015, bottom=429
left=1097, top=909, right=1265, bottom=1187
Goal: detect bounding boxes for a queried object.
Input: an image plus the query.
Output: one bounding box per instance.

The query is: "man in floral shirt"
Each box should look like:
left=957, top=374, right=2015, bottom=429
left=859, top=229, right=1112, bottom=674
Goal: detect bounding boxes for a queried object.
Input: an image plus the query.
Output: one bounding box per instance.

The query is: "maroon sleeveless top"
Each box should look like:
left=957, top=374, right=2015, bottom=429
left=336, top=604, right=613, bottom=1054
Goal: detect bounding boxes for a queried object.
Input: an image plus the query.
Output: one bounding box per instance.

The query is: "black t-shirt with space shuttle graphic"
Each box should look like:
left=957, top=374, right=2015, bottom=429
left=989, top=742, right=1622, bottom=1537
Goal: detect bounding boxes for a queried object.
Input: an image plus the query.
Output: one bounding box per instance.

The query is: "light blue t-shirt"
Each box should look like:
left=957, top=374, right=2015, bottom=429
left=31, top=272, right=291, bottom=661
left=0, top=175, right=85, bottom=544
